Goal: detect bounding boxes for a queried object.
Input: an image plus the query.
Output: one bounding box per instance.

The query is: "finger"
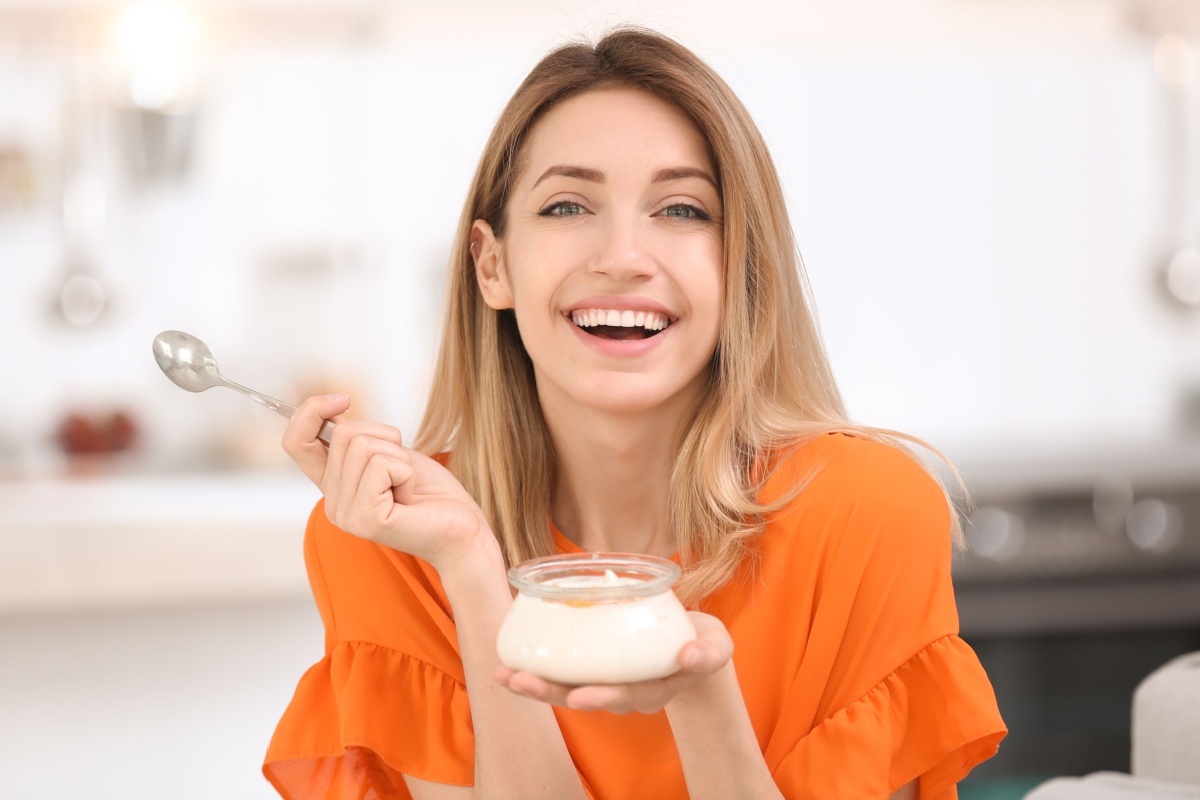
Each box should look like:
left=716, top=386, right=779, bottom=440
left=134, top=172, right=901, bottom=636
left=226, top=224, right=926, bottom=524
left=338, top=433, right=409, bottom=517
left=561, top=616, right=737, bottom=714
left=677, top=612, right=734, bottom=675
left=391, top=467, right=414, bottom=507
left=324, top=420, right=407, bottom=522
left=499, top=671, right=575, bottom=706
left=333, top=420, right=405, bottom=447
left=674, top=641, right=727, bottom=677
left=363, top=452, right=416, bottom=532
left=566, top=679, right=680, bottom=715
left=564, top=684, right=633, bottom=712
left=282, top=393, right=351, bottom=487
left=338, top=451, right=414, bottom=540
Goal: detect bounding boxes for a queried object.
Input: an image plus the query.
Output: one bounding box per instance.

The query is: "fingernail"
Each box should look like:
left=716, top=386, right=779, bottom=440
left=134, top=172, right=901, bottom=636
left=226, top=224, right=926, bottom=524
left=325, top=393, right=348, bottom=403
left=685, top=648, right=704, bottom=670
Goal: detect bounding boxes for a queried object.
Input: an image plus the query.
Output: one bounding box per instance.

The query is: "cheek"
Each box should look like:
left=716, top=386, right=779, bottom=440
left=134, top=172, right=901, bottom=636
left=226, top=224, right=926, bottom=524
left=504, top=237, right=581, bottom=307
left=699, top=250, right=725, bottom=350
left=694, top=241, right=725, bottom=315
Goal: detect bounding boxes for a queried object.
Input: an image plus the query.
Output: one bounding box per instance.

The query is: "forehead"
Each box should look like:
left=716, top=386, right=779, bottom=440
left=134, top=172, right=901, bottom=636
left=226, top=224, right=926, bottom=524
left=518, top=87, right=714, bottom=179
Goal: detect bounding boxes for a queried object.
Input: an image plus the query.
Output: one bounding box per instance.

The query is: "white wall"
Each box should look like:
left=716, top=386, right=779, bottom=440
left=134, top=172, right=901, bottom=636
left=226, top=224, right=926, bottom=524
left=2, top=2, right=1198, bottom=475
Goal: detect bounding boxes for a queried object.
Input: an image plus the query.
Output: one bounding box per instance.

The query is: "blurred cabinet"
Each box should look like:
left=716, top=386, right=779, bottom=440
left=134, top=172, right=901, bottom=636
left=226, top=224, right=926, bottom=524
left=950, top=444, right=1200, bottom=798
left=0, top=473, right=319, bottom=614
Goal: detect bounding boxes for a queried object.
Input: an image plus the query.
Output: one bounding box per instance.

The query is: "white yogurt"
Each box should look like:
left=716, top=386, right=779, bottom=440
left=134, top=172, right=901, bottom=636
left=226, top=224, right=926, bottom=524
left=497, top=554, right=696, bottom=685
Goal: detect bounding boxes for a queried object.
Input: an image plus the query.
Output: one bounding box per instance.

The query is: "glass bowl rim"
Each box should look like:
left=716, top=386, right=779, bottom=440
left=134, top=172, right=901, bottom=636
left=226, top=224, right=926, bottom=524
left=507, top=552, right=681, bottom=601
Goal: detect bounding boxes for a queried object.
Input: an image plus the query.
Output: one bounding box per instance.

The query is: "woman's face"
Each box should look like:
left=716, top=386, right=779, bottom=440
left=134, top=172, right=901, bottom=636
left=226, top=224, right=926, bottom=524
left=473, top=87, right=724, bottom=420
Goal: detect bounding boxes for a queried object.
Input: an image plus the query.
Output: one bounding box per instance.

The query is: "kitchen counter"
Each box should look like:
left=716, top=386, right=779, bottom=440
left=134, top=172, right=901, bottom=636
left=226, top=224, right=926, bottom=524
left=0, top=471, right=321, bottom=615
left=6, top=437, right=1200, bottom=616
left=945, top=437, right=1200, bottom=498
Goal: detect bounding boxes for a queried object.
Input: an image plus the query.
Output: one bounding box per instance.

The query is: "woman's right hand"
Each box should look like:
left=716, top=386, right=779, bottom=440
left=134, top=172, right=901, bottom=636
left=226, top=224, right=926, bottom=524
left=282, top=393, right=495, bottom=573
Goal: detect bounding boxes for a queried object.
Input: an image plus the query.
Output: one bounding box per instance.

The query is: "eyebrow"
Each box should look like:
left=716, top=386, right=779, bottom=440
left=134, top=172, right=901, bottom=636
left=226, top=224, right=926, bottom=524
left=531, top=165, right=605, bottom=189
left=651, top=167, right=719, bottom=190
left=530, top=164, right=719, bottom=191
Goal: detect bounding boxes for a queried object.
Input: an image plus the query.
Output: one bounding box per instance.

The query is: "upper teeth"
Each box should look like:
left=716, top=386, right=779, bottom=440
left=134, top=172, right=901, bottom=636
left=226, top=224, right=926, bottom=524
left=570, top=308, right=670, bottom=331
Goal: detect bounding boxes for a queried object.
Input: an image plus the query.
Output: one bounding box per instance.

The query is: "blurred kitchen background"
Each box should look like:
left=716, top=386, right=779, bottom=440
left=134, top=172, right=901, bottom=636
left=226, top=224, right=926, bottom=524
left=2, top=0, right=1200, bottom=797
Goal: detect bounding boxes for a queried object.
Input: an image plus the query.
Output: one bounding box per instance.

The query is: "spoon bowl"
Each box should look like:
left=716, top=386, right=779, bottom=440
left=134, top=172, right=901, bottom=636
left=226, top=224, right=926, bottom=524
left=151, top=330, right=335, bottom=444
left=152, top=330, right=223, bottom=393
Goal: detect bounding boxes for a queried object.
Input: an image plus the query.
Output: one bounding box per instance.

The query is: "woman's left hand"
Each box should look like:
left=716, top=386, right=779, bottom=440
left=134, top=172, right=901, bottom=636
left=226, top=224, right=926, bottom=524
left=494, top=612, right=733, bottom=714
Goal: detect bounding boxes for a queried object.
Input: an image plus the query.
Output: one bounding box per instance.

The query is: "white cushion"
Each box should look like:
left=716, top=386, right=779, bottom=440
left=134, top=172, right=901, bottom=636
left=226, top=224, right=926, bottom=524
left=1133, top=651, right=1200, bottom=785
left=1025, top=772, right=1200, bottom=800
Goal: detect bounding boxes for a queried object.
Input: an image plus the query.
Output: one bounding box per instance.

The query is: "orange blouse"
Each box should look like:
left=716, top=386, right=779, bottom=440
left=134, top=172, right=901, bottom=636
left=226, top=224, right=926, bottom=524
left=263, top=433, right=1006, bottom=799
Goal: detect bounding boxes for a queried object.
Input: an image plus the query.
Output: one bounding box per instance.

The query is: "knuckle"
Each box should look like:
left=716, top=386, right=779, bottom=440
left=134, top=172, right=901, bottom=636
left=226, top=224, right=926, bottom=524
left=281, top=423, right=304, bottom=451
left=333, top=417, right=363, bottom=438
left=346, top=426, right=377, bottom=451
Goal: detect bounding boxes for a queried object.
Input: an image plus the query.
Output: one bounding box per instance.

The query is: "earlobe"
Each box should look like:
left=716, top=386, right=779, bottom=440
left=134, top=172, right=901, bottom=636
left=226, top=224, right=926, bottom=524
left=471, top=219, right=514, bottom=310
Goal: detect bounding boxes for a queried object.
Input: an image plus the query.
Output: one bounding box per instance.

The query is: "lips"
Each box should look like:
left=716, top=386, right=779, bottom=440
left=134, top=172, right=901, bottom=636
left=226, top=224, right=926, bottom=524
left=563, top=297, right=676, bottom=352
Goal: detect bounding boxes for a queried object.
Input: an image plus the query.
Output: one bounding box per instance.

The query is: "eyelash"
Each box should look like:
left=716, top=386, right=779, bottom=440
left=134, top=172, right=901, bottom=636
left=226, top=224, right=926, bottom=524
left=661, top=204, right=711, bottom=222
left=538, top=201, right=587, bottom=218
left=537, top=201, right=713, bottom=222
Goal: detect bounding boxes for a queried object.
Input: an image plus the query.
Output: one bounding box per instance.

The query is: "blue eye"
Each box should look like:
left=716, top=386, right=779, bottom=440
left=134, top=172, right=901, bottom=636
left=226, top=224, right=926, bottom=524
left=662, top=204, right=710, bottom=221
left=540, top=201, right=586, bottom=217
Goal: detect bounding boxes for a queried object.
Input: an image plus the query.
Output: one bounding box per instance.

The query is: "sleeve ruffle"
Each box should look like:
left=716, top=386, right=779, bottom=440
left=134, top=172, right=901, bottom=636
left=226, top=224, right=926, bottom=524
left=773, top=634, right=1007, bottom=800
left=263, top=639, right=474, bottom=799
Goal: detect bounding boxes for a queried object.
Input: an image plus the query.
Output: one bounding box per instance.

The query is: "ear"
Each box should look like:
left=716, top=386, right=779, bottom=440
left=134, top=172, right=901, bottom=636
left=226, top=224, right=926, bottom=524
left=471, top=219, right=513, bottom=310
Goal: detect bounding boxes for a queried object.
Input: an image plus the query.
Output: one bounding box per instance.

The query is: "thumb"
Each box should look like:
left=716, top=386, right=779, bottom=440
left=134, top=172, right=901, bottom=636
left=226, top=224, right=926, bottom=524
left=304, top=393, right=350, bottom=446
left=314, top=392, right=351, bottom=422
left=678, top=613, right=733, bottom=674
left=283, top=393, right=351, bottom=485
left=679, top=641, right=726, bottom=675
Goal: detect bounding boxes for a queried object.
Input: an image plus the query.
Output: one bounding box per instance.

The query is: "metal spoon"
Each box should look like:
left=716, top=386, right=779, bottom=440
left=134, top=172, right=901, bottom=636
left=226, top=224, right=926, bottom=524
left=151, top=330, right=335, bottom=444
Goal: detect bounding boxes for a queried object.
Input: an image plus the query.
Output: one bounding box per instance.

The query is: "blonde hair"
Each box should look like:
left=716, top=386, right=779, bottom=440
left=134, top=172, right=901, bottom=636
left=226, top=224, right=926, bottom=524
left=413, top=26, right=961, bottom=605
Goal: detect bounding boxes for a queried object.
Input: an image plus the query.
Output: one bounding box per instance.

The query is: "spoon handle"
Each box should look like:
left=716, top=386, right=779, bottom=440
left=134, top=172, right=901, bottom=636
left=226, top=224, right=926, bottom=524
left=222, top=379, right=335, bottom=444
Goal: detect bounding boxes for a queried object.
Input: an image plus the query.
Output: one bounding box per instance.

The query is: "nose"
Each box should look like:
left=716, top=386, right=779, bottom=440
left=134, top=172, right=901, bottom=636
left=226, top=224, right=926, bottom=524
left=589, top=212, right=656, bottom=281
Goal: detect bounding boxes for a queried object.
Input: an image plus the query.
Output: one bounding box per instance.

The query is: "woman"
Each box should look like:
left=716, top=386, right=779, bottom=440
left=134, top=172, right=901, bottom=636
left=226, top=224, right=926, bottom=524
left=264, top=27, right=1006, bottom=799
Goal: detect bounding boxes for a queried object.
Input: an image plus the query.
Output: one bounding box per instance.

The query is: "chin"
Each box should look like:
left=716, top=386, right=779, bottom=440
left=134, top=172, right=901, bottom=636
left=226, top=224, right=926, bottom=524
left=568, top=378, right=702, bottom=419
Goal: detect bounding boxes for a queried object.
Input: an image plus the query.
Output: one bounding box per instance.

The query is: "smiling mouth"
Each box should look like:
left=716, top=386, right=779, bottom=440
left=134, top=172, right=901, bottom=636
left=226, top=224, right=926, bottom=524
left=569, top=308, right=672, bottom=340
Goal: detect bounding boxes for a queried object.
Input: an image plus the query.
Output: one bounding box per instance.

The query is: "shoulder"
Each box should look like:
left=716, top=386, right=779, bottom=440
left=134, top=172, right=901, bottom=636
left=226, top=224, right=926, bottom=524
left=751, top=434, right=962, bottom=652
left=303, top=499, right=457, bottom=664
left=761, top=432, right=952, bottom=553
left=765, top=432, right=947, bottom=508
left=304, top=497, right=401, bottom=581
left=305, top=496, right=441, bottom=575
left=304, top=497, right=446, bottom=595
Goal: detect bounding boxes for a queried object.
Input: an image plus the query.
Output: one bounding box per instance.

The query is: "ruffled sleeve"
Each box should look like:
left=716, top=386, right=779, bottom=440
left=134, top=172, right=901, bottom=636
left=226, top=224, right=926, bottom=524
left=773, top=634, right=1006, bottom=799
left=263, top=501, right=475, bottom=799
left=742, top=434, right=1007, bottom=799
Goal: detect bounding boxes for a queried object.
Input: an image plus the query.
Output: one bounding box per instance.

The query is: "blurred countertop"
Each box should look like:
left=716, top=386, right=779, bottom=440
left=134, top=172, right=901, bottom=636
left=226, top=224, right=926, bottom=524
left=3, top=436, right=1200, bottom=616
left=945, top=436, right=1200, bottom=498
left=0, top=470, right=321, bottom=615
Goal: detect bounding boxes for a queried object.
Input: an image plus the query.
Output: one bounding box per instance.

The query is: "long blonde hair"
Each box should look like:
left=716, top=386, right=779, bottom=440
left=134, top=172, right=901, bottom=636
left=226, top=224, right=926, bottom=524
left=413, top=26, right=960, bottom=604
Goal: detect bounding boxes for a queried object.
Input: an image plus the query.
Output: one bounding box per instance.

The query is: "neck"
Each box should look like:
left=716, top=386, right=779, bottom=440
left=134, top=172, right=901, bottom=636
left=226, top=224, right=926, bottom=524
left=540, top=393, right=698, bottom=559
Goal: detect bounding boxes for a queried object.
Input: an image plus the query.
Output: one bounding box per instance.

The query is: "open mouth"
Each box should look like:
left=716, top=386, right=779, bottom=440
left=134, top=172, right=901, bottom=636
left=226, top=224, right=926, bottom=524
left=569, top=309, right=672, bottom=341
